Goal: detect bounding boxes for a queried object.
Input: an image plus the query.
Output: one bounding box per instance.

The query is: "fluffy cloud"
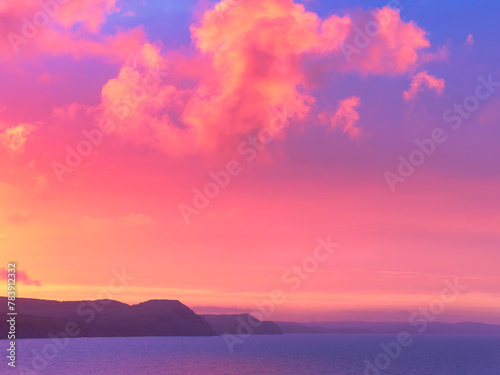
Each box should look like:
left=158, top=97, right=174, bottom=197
left=329, top=96, right=362, bottom=138
left=186, top=0, right=352, bottom=148
left=98, top=43, right=193, bottom=153
left=95, top=0, right=438, bottom=153
left=403, top=71, right=445, bottom=102
left=5, top=0, right=442, bottom=156
left=340, top=6, right=431, bottom=74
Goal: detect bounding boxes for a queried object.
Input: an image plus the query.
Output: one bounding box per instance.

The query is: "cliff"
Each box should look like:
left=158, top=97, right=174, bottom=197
left=0, top=297, right=215, bottom=338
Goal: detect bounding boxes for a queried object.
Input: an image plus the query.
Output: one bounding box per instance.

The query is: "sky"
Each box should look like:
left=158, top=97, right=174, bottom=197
left=0, top=0, right=499, bottom=324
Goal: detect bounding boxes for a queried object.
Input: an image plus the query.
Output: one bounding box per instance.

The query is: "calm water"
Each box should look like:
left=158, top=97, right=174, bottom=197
left=9, top=334, right=500, bottom=374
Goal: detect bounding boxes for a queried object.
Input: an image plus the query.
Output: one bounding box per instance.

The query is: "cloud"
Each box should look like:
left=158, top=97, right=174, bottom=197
left=341, top=6, right=431, bottom=74
left=186, top=0, right=353, bottom=148
left=98, top=43, right=193, bottom=153
left=93, top=1, right=438, bottom=153
left=420, top=45, right=449, bottom=63
left=0, top=0, right=145, bottom=61
left=54, top=0, right=119, bottom=33
left=329, top=96, right=362, bottom=138
left=0, top=0, right=119, bottom=33
left=0, top=267, right=41, bottom=286
left=0, top=123, right=36, bottom=154
left=37, top=27, right=147, bottom=62
left=403, top=71, right=445, bottom=102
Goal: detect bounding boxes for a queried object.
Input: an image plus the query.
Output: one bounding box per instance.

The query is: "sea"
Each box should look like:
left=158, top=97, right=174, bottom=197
left=9, top=334, right=500, bottom=374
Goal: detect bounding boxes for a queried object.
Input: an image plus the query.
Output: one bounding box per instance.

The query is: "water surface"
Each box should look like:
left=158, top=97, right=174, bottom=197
left=11, top=334, right=500, bottom=374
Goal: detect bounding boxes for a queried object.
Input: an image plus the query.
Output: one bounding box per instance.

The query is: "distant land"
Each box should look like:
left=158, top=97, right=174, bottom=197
left=276, top=321, right=500, bottom=335
left=202, top=314, right=283, bottom=335
left=1, top=297, right=500, bottom=339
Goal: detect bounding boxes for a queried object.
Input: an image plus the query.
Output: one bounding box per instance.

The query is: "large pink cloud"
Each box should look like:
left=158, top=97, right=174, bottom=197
left=185, top=0, right=353, bottom=149
left=93, top=0, right=438, bottom=154
left=0, top=0, right=440, bottom=158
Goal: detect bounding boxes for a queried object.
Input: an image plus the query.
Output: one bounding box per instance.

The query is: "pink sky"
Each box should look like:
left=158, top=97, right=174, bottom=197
left=0, top=0, right=499, bottom=323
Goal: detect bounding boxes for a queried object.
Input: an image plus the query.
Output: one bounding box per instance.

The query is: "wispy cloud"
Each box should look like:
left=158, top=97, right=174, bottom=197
left=329, top=96, right=362, bottom=138
left=403, top=71, right=445, bottom=102
left=0, top=267, right=41, bottom=286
